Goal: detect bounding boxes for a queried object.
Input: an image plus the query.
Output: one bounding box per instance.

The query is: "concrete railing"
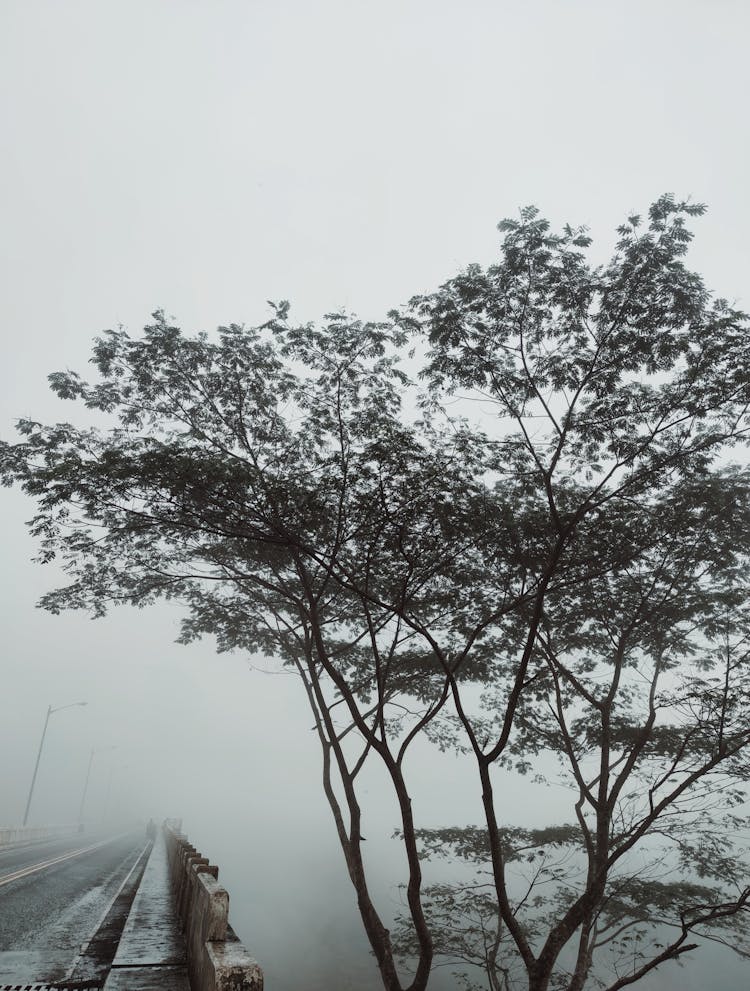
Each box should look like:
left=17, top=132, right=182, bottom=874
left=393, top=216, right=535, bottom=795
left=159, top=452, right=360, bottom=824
left=163, top=820, right=263, bottom=991
left=0, top=824, right=78, bottom=846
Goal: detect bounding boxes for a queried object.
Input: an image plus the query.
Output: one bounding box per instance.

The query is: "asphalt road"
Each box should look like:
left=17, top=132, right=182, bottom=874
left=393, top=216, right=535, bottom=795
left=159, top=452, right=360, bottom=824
left=0, top=830, right=147, bottom=984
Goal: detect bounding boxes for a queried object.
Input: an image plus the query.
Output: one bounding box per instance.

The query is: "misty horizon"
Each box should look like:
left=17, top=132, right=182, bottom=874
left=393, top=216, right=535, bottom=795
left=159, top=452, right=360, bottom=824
left=3, top=4, right=750, bottom=990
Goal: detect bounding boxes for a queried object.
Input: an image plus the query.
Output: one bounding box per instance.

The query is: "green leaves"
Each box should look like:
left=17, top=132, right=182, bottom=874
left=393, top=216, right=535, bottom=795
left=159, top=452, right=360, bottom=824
left=410, top=823, right=584, bottom=864
left=3, top=198, right=750, bottom=991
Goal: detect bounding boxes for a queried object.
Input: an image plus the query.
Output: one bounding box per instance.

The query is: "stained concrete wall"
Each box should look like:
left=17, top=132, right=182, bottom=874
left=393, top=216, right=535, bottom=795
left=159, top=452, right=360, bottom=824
left=163, top=820, right=263, bottom=991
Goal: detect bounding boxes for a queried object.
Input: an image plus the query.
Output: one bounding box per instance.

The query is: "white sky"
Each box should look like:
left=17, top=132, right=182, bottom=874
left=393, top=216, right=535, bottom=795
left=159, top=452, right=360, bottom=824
left=2, top=3, right=749, bottom=989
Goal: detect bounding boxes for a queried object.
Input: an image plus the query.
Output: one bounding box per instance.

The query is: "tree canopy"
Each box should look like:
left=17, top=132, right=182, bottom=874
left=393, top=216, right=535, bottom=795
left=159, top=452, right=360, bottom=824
left=3, top=195, right=750, bottom=991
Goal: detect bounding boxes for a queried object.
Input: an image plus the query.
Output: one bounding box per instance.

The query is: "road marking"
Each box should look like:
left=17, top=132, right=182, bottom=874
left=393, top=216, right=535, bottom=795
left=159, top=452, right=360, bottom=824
left=0, top=837, right=117, bottom=887
left=64, top=839, right=151, bottom=979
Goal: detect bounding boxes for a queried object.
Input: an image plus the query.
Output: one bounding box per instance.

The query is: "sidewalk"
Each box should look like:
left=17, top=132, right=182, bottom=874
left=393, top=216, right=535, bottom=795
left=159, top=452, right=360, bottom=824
left=103, top=830, right=190, bottom=990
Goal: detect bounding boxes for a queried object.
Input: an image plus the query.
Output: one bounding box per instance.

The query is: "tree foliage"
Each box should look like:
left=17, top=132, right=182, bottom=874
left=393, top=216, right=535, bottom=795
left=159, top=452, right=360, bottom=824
left=3, top=195, right=750, bottom=991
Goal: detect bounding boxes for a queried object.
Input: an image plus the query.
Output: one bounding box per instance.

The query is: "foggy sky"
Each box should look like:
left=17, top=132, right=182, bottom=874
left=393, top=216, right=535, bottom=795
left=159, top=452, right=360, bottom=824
left=2, top=3, right=750, bottom=989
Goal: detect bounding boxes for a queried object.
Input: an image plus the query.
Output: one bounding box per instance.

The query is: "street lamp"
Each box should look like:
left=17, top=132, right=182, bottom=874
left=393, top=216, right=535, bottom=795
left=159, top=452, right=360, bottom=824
left=78, top=745, right=118, bottom=824
left=103, top=763, right=129, bottom=825
left=22, top=701, right=88, bottom=827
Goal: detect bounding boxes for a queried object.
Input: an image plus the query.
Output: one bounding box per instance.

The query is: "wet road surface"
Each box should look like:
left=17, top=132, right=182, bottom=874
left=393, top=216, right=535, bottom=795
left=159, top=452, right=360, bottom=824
left=0, top=831, right=147, bottom=985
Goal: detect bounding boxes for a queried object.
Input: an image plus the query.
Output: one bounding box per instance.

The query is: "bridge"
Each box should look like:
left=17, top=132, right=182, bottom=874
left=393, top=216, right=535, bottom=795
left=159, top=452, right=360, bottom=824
left=0, top=821, right=263, bottom=991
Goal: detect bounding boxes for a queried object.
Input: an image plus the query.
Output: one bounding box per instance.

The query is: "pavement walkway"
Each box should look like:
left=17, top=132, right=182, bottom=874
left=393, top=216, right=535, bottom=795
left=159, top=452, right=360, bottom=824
left=103, top=830, right=190, bottom=990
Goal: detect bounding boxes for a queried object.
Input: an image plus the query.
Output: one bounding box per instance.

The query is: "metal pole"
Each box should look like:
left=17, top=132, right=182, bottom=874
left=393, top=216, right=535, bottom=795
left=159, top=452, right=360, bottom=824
left=78, top=744, right=116, bottom=825
left=78, top=748, right=95, bottom=823
left=22, top=701, right=87, bottom=827
left=103, top=764, right=127, bottom=826
left=22, top=705, right=52, bottom=827
left=103, top=765, right=114, bottom=825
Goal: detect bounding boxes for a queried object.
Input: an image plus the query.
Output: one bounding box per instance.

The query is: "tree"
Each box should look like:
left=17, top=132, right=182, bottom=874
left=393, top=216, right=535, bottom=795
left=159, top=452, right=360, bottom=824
left=2, top=195, right=750, bottom=991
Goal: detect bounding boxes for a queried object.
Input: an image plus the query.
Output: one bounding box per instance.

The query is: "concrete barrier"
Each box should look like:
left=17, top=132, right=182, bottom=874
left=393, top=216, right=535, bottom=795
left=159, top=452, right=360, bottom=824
left=0, top=824, right=78, bottom=846
left=163, top=821, right=263, bottom=991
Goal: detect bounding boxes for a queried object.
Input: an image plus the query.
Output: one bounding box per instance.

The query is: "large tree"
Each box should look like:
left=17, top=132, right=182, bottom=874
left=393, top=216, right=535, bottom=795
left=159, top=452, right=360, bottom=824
left=3, top=196, right=750, bottom=991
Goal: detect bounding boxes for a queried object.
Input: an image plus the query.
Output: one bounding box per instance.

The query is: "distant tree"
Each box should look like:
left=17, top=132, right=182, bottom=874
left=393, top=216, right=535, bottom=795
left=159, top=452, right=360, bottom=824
left=2, top=196, right=750, bottom=991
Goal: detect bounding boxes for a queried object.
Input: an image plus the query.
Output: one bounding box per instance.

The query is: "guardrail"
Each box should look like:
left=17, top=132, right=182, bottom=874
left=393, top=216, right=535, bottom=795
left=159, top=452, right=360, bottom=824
left=0, top=824, right=79, bottom=846
left=163, top=820, right=263, bottom=991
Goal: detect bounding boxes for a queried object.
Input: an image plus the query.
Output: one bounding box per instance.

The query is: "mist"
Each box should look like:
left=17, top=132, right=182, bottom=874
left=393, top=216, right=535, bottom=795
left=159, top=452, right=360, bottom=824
left=2, top=3, right=750, bottom=989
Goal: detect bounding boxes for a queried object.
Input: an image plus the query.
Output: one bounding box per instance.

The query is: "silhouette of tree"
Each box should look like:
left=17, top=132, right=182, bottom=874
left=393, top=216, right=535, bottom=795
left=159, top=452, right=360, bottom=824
left=3, top=196, right=750, bottom=990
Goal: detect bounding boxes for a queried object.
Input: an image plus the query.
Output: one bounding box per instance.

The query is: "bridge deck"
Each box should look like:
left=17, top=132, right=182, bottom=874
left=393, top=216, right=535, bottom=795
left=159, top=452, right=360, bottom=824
left=104, top=831, right=189, bottom=990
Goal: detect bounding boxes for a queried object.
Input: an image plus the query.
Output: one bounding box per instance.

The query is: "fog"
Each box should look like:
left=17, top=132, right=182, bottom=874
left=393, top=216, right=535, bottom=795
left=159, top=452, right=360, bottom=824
left=2, top=3, right=750, bottom=989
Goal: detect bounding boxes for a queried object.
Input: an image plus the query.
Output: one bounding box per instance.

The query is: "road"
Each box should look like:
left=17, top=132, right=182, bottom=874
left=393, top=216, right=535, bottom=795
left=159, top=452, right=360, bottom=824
left=0, top=830, right=148, bottom=986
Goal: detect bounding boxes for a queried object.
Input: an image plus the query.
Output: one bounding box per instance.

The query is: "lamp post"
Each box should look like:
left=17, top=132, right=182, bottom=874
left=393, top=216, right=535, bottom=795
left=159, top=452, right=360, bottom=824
left=78, top=745, right=117, bottom=824
left=103, top=764, right=129, bottom=825
left=22, top=701, right=87, bottom=826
